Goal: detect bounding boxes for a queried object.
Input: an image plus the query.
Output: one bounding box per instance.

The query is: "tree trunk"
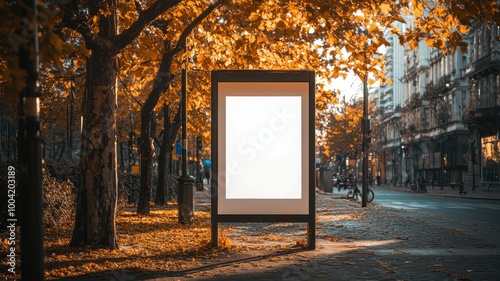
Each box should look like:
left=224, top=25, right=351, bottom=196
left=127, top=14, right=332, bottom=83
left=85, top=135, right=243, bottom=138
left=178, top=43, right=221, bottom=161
left=70, top=0, right=119, bottom=248
left=140, top=101, right=181, bottom=209
left=155, top=145, right=171, bottom=205
left=64, top=0, right=202, bottom=247
left=70, top=50, right=118, bottom=249
left=137, top=111, right=154, bottom=215
left=136, top=44, right=175, bottom=215
left=155, top=104, right=171, bottom=205
left=167, top=152, right=175, bottom=201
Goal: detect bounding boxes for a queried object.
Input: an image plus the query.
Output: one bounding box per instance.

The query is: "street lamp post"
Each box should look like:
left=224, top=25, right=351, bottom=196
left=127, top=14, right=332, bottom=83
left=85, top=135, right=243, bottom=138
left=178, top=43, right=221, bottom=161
left=392, top=159, right=396, bottom=185
left=470, top=139, right=476, bottom=191
left=440, top=137, right=444, bottom=190
left=67, top=78, right=75, bottom=159
left=178, top=37, right=194, bottom=224
left=362, top=74, right=369, bottom=207
left=18, top=1, right=44, bottom=279
left=196, top=136, right=203, bottom=191
left=128, top=113, right=134, bottom=174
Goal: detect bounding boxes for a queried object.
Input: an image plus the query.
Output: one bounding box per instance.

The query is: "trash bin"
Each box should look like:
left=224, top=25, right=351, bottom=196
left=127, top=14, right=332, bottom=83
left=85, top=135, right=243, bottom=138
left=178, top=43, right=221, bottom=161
left=178, top=175, right=194, bottom=224
left=323, top=170, right=334, bottom=192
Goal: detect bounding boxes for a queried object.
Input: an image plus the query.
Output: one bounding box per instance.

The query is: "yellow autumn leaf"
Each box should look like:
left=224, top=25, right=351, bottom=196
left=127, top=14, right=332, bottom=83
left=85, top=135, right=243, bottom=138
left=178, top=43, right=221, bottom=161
left=409, top=39, right=418, bottom=50
left=413, top=2, right=424, bottom=17
left=380, top=3, right=391, bottom=15
left=402, top=7, right=410, bottom=15
left=434, top=7, right=446, bottom=17
left=367, top=22, right=379, bottom=33
left=256, top=34, right=267, bottom=44
left=248, top=11, right=259, bottom=21
left=458, top=25, right=469, bottom=33
left=424, top=37, right=434, bottom=48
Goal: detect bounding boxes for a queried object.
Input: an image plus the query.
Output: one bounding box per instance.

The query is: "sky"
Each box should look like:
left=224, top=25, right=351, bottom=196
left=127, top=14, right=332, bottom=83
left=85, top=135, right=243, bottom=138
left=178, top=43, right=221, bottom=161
left=325, top=72, right=364, bottom=102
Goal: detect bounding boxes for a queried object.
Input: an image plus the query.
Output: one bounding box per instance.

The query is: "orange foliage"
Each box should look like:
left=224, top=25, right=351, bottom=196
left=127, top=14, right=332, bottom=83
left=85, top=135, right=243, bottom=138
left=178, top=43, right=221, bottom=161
left=42, top=207, right=217, bottom=279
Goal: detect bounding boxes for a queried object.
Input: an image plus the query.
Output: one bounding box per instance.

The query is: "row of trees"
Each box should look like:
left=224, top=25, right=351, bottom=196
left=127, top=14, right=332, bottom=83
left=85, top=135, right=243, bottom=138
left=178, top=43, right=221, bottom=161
left=1, top=0, right=500, bottom=250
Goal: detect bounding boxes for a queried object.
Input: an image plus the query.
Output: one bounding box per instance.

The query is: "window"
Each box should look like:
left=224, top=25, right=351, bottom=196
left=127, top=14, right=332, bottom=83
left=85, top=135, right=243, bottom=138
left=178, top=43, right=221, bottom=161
left=478, top=80, right=484, bottom=108
left=482, top=27, right=490, bottom=55
left=497, top=74, right=500, bottom=106
left=459, top=91, right=466, bottom=119
left=482, top=136, right=500, bottom=183
left=452, top=93, right=458, bottom=121
left=423, top=108, right=429, bottom=130
left=430, top=107, right=436, bottom=128
left=489, top=74, right=495, bottom=106
left=471, top=82, right=478, bottom=108
left=475, top=32, right=480, bottom=61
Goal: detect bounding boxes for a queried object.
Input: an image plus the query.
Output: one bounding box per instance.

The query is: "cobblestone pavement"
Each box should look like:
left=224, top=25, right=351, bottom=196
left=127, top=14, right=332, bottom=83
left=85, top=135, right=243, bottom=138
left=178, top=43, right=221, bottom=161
left=130, top=186, right=498, bottom=281
left=61, top=185, right=500, bottom=281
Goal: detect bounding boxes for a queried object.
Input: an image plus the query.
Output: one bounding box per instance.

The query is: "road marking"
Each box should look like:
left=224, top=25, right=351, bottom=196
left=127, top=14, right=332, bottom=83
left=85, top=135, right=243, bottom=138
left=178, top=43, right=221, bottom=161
left=480, top=204, right=500, bottom=210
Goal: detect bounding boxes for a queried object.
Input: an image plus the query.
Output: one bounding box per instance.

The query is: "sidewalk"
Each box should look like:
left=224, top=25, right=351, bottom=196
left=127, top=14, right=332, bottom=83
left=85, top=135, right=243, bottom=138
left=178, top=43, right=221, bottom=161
left=59, top=184, right=500, bottom=281
left=374, top=182, right=500, bottom=200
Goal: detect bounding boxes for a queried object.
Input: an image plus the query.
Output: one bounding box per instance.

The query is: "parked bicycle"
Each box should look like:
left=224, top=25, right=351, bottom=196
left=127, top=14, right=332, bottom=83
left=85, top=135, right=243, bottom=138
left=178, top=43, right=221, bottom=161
left=410, top=179, right=427, bottom=193
left=334, top=175, right=355, bottom=191
left=458, top=182, right=467, bottom=195
left=347, top=181, right=374, bottom=202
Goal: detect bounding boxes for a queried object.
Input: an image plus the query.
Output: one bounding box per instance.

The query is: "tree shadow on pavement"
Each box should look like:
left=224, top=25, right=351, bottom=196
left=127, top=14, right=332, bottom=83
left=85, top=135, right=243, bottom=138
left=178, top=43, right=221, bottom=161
left=52, top=246, right=309, bottom=280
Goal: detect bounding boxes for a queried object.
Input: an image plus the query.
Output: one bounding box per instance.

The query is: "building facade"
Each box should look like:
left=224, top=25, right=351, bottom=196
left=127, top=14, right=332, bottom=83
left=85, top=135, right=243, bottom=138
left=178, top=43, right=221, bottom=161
left=378, top=15, right=472, bottom=188
left=464, top=22, right=500, bottom=189
left=414, top=47, right=470, bottom=188
left=379, top=22, right=405, bottom=185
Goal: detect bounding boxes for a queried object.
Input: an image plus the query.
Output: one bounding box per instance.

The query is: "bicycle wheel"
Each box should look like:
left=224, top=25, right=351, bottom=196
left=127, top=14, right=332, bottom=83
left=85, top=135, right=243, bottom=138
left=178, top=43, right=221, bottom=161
left=367, top=188, right=374, bottom=202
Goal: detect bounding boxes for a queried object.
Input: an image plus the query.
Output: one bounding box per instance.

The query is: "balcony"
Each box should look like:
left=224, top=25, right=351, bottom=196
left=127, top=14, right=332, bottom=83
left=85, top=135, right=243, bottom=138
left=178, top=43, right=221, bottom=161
left=467, top=41, right=500, bottom=78
left=424, top=75, right=451, bottom=101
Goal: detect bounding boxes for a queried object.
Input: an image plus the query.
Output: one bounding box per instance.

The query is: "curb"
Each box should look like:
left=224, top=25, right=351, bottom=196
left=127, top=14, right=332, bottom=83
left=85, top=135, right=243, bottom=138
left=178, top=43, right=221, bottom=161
left=375, top=185, right=500, bottom=201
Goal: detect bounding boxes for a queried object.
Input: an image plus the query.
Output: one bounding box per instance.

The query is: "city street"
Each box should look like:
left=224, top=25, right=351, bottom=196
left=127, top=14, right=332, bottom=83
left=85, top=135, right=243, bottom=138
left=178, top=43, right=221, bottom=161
left=195, top=185, right=500, bottom=281
left=348, top=186, right=500, bottom=246
left=375, top=187, right=500, bottom=224
left=58, top=185, right=500, bottom=280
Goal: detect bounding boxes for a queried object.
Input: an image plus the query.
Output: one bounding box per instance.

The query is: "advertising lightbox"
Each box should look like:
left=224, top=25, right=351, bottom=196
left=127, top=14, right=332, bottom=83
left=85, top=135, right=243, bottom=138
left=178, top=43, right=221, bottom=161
left=211, top=70, right=315, bottom=249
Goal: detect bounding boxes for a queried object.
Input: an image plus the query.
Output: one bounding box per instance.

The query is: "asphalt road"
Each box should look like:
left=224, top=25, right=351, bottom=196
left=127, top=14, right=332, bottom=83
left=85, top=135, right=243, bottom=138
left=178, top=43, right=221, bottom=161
left=372, top=187, right=500, bottom=244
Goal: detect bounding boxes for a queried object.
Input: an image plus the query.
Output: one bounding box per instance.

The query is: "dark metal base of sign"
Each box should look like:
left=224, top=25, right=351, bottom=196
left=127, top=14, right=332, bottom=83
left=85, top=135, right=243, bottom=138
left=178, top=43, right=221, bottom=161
left=178, top=175, right=194, bottom=224
left=211, top=214, right=315, bottom=250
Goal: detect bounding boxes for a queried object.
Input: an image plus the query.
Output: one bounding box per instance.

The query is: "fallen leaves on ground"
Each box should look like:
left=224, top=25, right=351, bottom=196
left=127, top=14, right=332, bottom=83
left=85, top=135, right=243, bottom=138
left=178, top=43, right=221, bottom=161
left=41, top=206, right=227, bottom=279
left=377, top=261, right=396, bottom=273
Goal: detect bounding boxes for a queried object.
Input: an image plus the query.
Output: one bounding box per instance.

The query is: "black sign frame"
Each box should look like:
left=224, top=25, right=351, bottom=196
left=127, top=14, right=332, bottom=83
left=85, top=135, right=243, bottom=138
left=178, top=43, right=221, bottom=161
left=211, top=70, right=316, bottom=249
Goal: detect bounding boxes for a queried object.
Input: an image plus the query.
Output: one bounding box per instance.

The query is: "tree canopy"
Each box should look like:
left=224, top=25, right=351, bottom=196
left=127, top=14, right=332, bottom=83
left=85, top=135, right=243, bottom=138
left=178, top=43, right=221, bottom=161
left=3, top=0, right=500, bottom=109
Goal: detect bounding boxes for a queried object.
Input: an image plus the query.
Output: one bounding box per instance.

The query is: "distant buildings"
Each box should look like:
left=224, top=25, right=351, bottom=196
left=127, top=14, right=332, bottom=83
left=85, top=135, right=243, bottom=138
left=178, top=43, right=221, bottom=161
left=377, top=19, right=500, bottom=190
left=463, top=23, right=500, bottom=189
left=377, top=22, right=405, bottom=185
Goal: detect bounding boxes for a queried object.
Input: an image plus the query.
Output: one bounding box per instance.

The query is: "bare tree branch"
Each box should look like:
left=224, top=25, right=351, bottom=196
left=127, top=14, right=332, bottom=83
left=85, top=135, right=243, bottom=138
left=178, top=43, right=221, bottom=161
left=118, top=75, right=144, bottom=107
left=171, top=0, right=226, bottom=54
left=111, top=0, right=183, bottom=55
